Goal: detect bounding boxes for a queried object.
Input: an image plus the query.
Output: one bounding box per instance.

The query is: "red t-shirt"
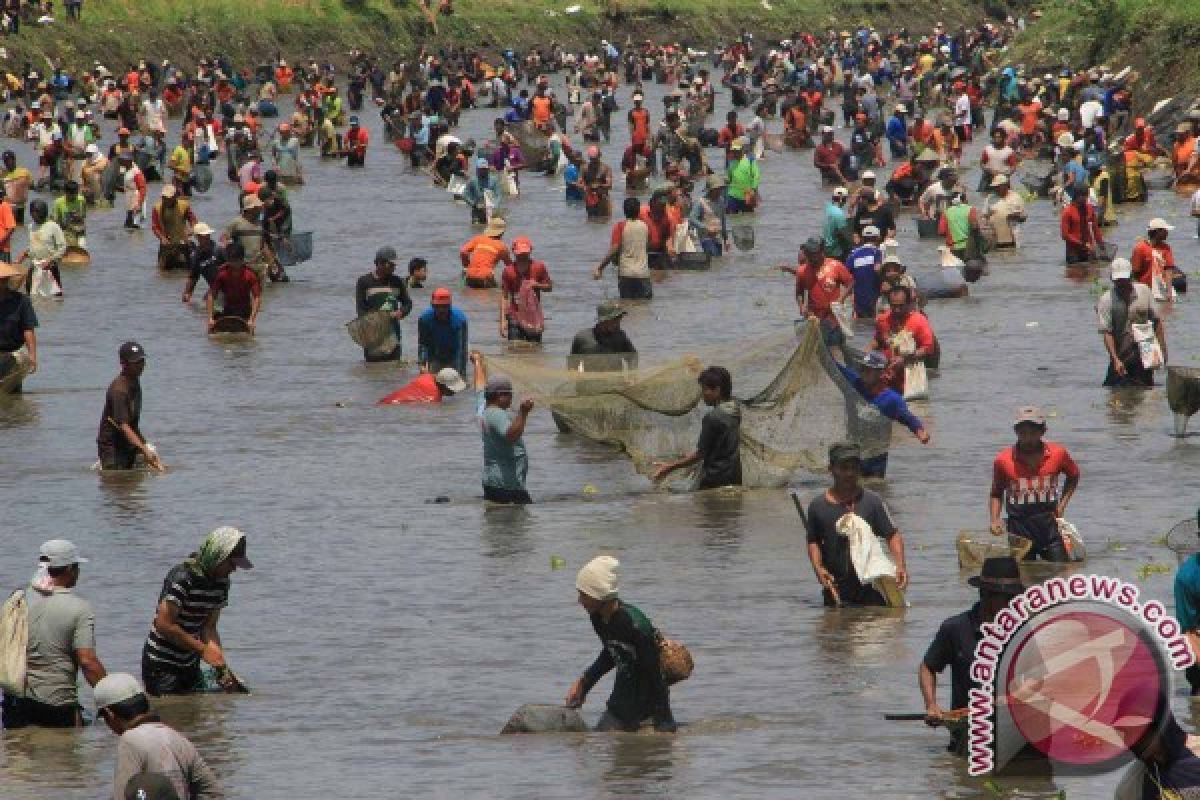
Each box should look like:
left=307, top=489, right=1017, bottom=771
left=874, top=309, right=935, bottom=356
left=501, top=260, right=550, bottom=311
left=1130, top=239, right=1175, bottom=287
left=795, top=258, right=852, bottom=319
left=210, top=265, right=261, bottom=318
left=814, top=141, right=845, bottom=170
left=378, top=373, right=442, bottom=404
left=990, top=442, right=1080, bottom=513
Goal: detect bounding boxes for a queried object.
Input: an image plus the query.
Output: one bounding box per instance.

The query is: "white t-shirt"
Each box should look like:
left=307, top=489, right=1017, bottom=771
left=954, top=94, right=972, bottom=126
left=1079, top=100, right=1103, bottom=129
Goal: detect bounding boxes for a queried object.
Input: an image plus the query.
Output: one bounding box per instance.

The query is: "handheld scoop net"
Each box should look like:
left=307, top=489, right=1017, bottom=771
left=484, top=320, right=891, bottom=488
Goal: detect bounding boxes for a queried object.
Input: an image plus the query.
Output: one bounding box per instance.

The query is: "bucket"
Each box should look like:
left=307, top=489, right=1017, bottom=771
left=916, top=217, right=940, bottom=239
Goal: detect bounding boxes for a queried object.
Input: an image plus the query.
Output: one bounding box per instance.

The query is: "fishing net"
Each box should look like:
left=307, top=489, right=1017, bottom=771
left=1165, top=517, right=1200, bottom=565
left=485, top=320, right=891, bottom=488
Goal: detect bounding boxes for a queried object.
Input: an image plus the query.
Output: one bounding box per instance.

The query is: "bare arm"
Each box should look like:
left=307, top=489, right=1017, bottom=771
left=1057, top=475, right=1079, bottom=517
left=23, top=329, right=36, bottom=372
left=989, top=494, right=1004, bottom=535
left=74, top=648, right=106, bottom=687
left=918, top=662, right=944, bottom=721
left=505, top=399, right=533, bottom=443
left=887, top=531, right=907, bottom=589
left=807, top=540, right=840, bottom=601
left=152, top=600, right=224, bottom=667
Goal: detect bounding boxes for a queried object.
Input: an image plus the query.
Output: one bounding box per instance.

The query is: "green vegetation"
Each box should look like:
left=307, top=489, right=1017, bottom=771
left=2, top=0, right=969, bottom=72
left=1008, top=0, right=1200, bottom=105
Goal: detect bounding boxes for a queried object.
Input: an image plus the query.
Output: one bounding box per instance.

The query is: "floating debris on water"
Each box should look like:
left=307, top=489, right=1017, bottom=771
left=550, top=555, right=566, bottom=570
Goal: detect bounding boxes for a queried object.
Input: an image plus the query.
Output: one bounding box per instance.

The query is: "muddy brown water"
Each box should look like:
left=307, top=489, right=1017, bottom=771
left=2, top=74, right=1199, bottom=799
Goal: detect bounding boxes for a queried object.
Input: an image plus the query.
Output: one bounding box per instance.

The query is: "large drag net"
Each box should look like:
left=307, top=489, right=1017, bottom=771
left=485, top=321, right=891, bottom=488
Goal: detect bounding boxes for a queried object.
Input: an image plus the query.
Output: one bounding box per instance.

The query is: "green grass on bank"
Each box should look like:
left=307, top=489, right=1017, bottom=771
left=0, top=0, right=973, bottom=73
left=1007, top=0, right=1200, bottom=103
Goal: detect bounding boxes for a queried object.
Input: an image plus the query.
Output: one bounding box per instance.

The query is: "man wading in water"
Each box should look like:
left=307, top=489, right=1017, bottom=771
left=142, top=527, right=253, bottom=695
left=919, top=556, right=1024, bottom=755
left=97, top=341, right=164, bottom=472
left=651, top=366, right=742, bottom=490
left=565, top=556, right=677, bottom=733
left=989, top=406, right=1081, bottom=562
left=805, top=442, right=908, bottom=605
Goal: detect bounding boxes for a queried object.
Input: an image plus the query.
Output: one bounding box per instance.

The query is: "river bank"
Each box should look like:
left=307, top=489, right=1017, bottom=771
left=3, top=0, right=980, bottom=72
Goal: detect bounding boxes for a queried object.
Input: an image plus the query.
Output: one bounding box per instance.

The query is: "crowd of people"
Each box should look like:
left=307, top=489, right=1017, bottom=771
left=1, top=15, right=1199, bottom=800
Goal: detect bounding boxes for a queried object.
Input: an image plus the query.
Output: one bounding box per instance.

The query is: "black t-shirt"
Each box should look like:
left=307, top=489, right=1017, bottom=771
left=805, top=489, right=896, bottom=593
left=188, top=243, right=225, bottom=290
left=0, top=291, right=37, bottom=353
left=97, top=374, right=141, bottom=448
left=582, top=601, right=670, bottom=726
left=854, top=205, right=896, bottom=237
left=567, top=326, right=637, bottom=372
left=850, top=127, right=876, bottom=158
left=922, top=604, right=982, bottom=711
left=355, top=271, right=413, bottom=317
left=695, top=402, right=742, bottom=489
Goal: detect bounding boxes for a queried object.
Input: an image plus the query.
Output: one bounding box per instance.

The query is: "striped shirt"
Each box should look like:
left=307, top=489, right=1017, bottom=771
left=143, top=564, right=229, bottom=670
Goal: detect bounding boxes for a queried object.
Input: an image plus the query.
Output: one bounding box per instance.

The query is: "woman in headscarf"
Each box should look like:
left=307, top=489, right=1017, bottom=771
left=141, top=527, right=254, bottom=695
left=564, top=556, right=677, bottom=732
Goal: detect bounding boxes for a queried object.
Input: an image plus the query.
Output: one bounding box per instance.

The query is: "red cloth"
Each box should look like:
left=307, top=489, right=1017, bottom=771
left=500, top=261, right=550, bottom=312
left=795, top=258, right=852, bottom=319
left=874, top=308, right=936, bottom=392
left=346, top=126, right=369, bottom=155
left=813, top=141, right=844, bottom=170
left=378, top=373, right=442, bottom=404
left=990, top=442, right=1080, bottom=508
left=1060, top=202, right=1102, bottom=259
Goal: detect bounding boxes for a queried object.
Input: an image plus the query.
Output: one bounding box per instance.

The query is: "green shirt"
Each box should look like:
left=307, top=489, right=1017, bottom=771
left=943, top=203, right=972, bottom=250
left=822, top=202, right=850, bottom=259
left=726, top=156, right=760, bottom=199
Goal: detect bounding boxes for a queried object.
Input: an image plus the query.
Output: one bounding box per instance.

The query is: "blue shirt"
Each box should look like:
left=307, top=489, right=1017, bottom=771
left=1062, top=159, right=1089, bottom=189
left=417, top=306, right=469, bottom=376
left=1175, top=554, right=1200, bottom=632
left=477, top=391, right=528, bottom=490
left=838, top=364, right=924, bottom=434
left=886, top=115, right=908, bottom=144
left=845, top=245, right=883, bottom=315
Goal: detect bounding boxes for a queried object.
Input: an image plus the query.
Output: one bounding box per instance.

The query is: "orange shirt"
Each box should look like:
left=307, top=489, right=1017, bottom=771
left=1018, top=101, right=1042, bottom=136
left=0, top=200, right=15, bottom=248
left=531, top=95, right=552, bottom=125
left=460, top=235, right=513, bottom=281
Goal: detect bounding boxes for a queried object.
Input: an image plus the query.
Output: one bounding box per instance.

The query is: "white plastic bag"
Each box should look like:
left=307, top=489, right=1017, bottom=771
left=1057, top=518, right=1087, bottom=562
left=0, top=589, right=28, bottom=695
left=1152, top=271, right=1177, bottom=304
left=831, top=300, right=855, bottom=339
left=903, top=362, right=929, bottom=400
left=446, top=174, right=467, bottom=199
left=30, top=264, right=60, bottom=297
left=836, top=512, right=897, bottom=584
left=1132, top=322, right=1164, bottom=370
left=501, top=170, right=519, bottom=197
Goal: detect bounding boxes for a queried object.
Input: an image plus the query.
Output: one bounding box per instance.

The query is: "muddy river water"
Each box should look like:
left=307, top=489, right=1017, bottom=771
left=2, top=70, right=1199, bottom=799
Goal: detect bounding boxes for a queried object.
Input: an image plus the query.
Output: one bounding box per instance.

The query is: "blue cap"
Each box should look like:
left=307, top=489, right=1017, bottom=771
left=349, top=115, right=360, bottom=125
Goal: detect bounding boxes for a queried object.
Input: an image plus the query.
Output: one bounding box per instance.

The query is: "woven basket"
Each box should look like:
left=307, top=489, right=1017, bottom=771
left=658, top=637, right=693, bottom=685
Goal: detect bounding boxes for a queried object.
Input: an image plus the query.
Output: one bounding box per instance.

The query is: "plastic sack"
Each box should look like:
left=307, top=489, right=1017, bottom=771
left=1132, top=322, right=1164, bottom=370
left=1057, top=518, right=1087, bottom=562
left=836, top=512, right=897, bottom=584
left=501, top=170, right=519, bottom=197
left=30, top=265, right=61, bottom=297
left=831, top=300, right=855, bottom=339
left=447, top=174, right=467, bottom=198
left=903, top=362, right=929, bottom=401
left=0, top=590, right=28, bottom=695
left=512, top=281, right=544, bottom=335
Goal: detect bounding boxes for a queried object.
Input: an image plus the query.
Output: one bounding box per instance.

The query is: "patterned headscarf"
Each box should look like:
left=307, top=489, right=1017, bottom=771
left=187, top=526, right=245, bottom=577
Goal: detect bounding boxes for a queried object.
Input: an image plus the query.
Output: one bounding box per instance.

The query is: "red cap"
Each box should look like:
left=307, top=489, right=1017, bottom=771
left=117, top=127, right=130, bottom=136
left=511, top=236, right=533, bottom=255
left=431, top=287, right=452, bottom=305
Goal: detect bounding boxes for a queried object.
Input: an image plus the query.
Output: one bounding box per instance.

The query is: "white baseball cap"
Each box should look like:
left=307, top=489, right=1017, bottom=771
left=93, top=673, right=144, bottom=710
left=832, top=187, right=849, bottom=198
left=193, top=222, right=214, bottom=236
left=1110, top=258, right=1133, bottom=280
left=435, top=368, right=467, bottom=393
left=862, top=170, right=877, bottom=180
left=862, top=225, right=881, bottom=238
left=40, top=539, right=88, bottom=568
left=1147, top=218, right=1174, bottom=232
